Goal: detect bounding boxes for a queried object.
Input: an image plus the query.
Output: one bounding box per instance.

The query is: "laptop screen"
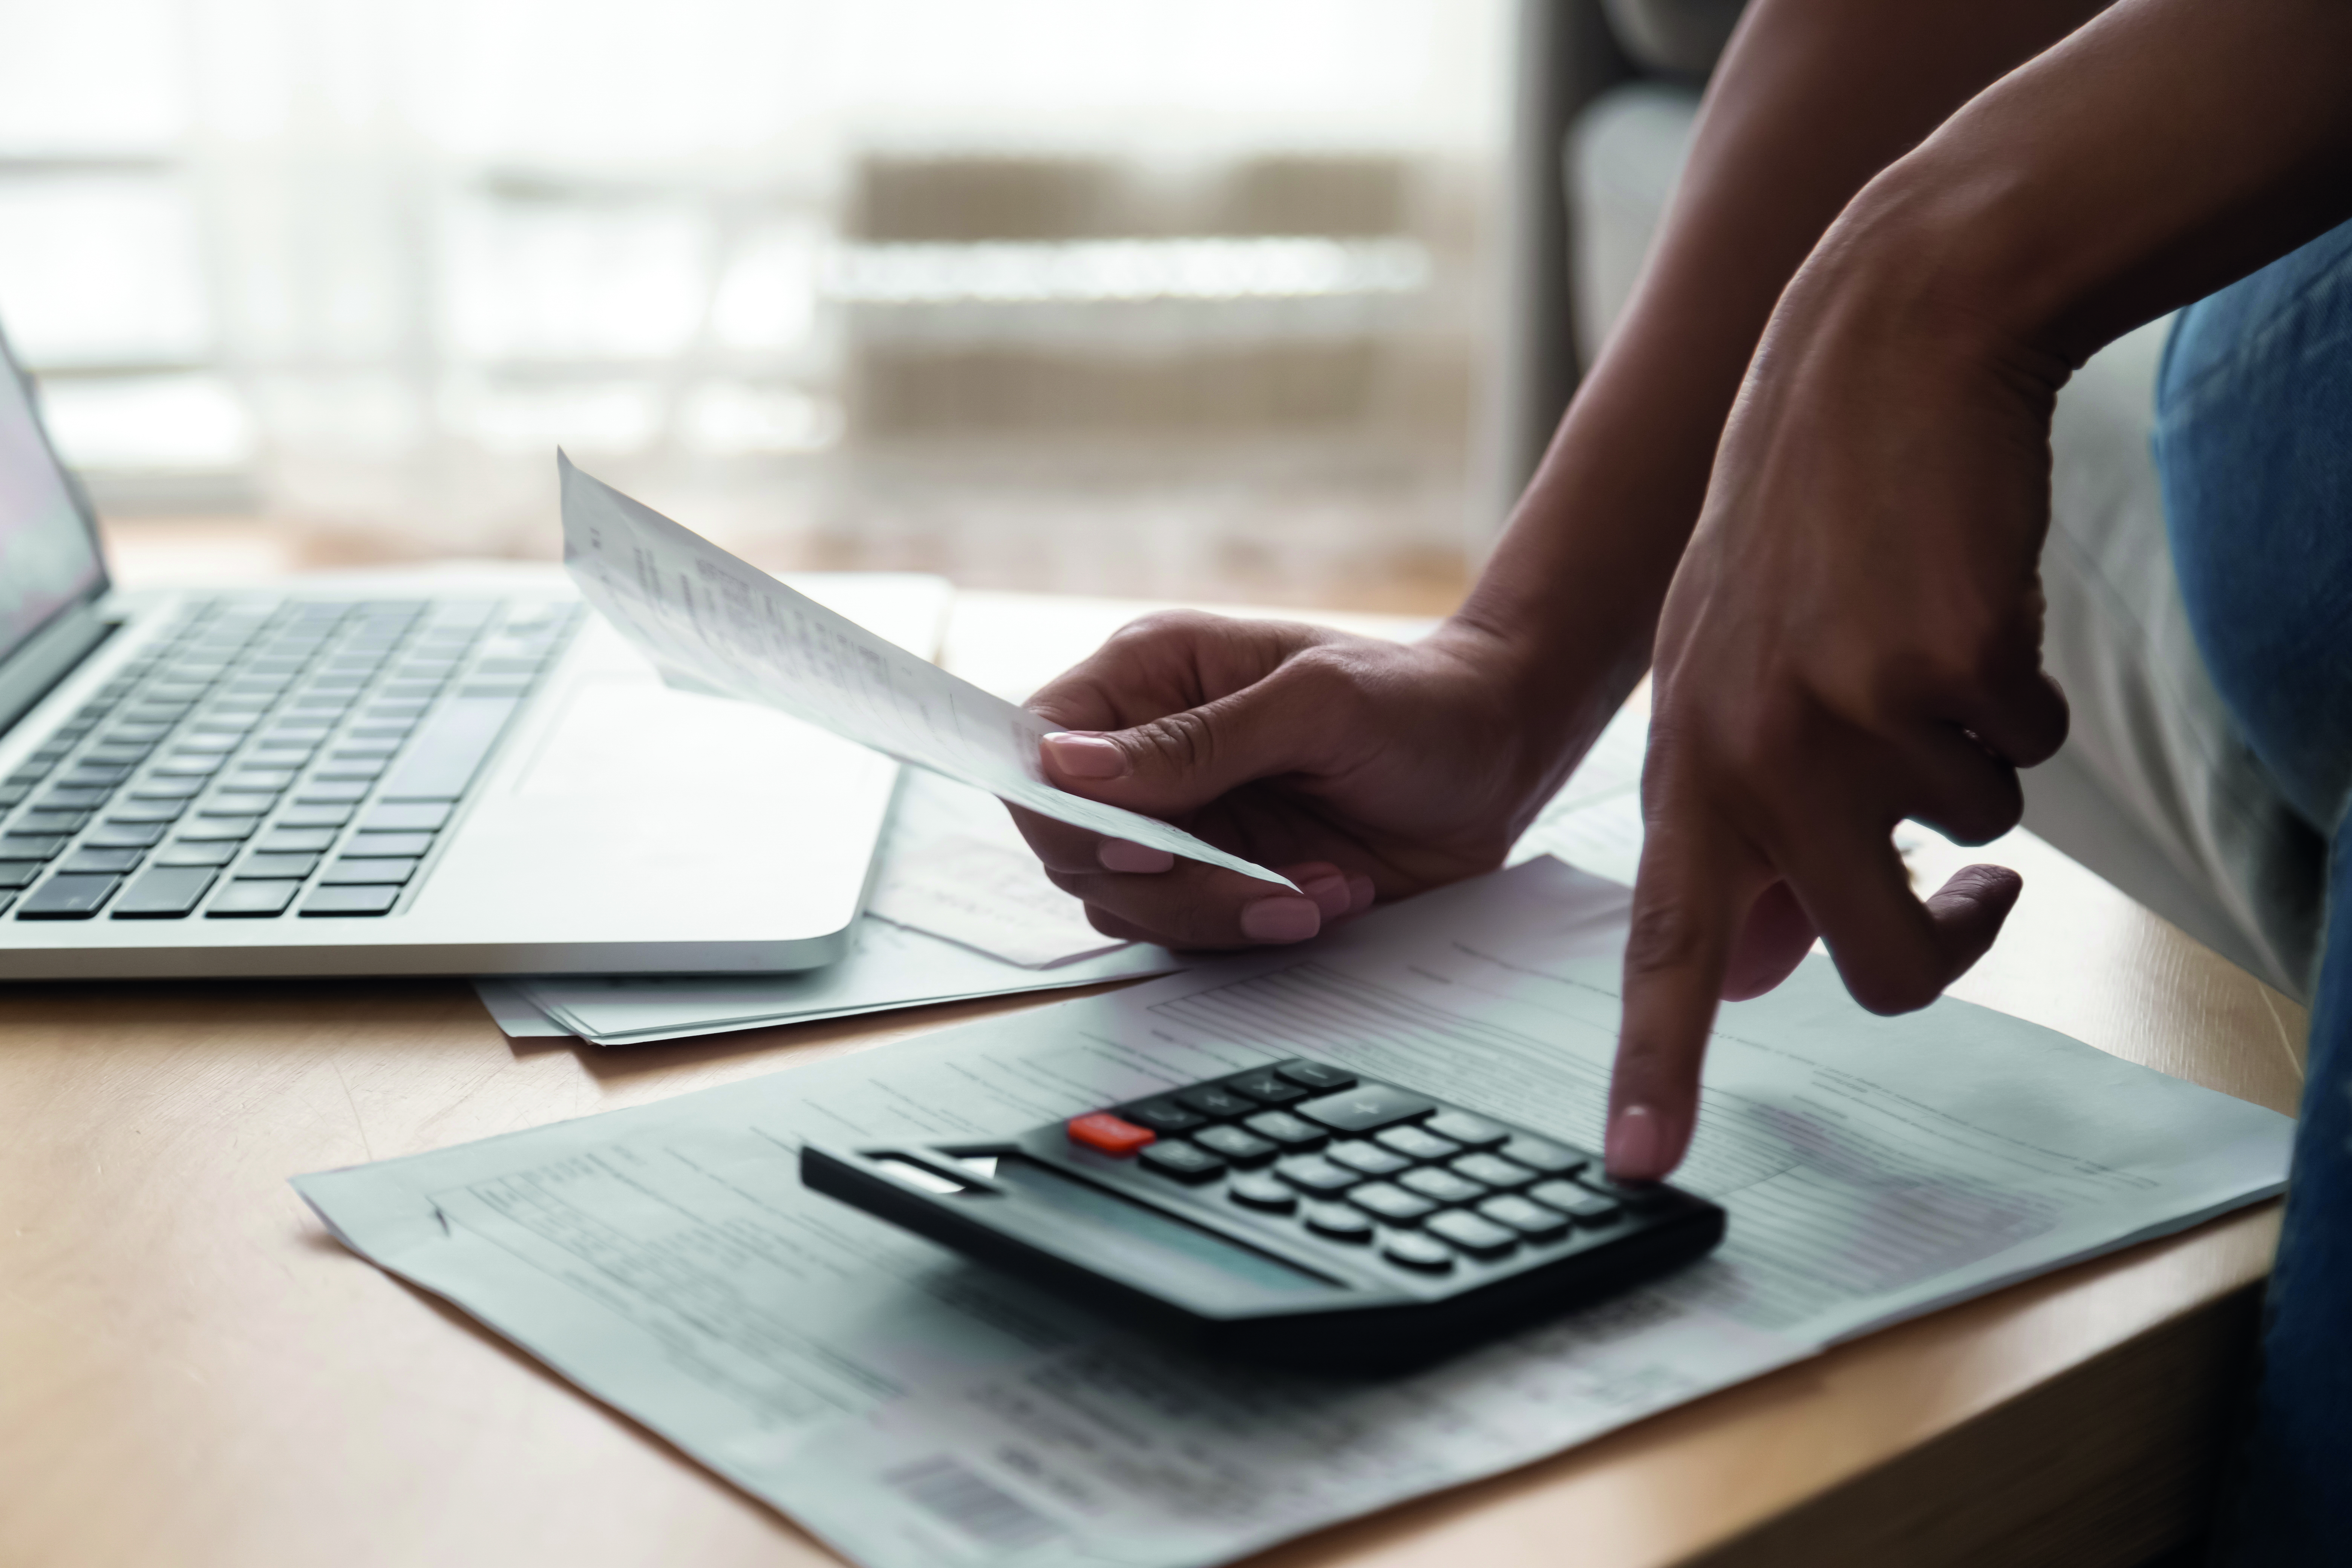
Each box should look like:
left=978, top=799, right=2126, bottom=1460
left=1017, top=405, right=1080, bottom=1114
left=0, top=346, right=107, bottom=667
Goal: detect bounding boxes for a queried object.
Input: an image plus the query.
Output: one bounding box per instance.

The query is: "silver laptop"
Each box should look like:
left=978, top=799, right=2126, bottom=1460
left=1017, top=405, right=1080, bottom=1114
left=0, top=328, right=933, bottom=979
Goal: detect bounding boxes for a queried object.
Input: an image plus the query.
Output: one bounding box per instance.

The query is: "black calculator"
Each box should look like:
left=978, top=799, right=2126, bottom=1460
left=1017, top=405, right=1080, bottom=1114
left=801, top=1056, right=1724, bottom=1371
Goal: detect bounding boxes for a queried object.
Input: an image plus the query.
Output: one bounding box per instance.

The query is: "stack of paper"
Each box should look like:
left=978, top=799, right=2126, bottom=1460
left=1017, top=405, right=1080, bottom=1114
left=303, top=856, right=2290, bottom=1568
left=476, top=772, right=1185, bottom=1045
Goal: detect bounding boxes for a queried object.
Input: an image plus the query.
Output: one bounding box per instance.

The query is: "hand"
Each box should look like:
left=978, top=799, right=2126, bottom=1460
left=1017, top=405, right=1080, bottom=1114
left=1013, top=612, right=1584, bottom=949
left=1606, top=272, right=2069, bottom=1181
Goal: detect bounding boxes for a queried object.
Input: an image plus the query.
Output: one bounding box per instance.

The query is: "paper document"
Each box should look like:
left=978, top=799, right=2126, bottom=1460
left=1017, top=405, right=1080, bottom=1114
left=559, top=453, right=1291, bottom=890
left=868, top=770, right=1129, bottom=967
left=303, top=858, right=2288, bottom=1568
left=511, top=920, right=1176, bottom=1046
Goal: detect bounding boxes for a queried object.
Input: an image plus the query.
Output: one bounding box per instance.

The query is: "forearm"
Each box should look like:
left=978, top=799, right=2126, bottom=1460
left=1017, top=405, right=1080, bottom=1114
left=1811, top=0, right=2352, bottom=378
left=1448, top=0, right=2108, bottom=769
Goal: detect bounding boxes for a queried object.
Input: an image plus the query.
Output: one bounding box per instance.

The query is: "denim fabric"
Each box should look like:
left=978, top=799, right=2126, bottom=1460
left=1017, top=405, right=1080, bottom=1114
left=2156, top=216, right=2352, bottom=1562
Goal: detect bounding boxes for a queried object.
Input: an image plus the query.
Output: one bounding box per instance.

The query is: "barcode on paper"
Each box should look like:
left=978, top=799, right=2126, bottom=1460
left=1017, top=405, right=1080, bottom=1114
left=884, top=1456, right=1060, bottom=1550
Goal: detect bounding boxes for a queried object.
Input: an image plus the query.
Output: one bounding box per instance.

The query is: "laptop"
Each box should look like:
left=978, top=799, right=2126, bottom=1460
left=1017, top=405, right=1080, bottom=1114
left=0, top=327, right=941, bottom=979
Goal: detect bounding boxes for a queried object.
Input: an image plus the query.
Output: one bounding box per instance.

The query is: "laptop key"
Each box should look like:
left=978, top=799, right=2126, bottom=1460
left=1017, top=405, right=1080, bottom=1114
left=361, top=803, right=447, bottom=832
left=279, top=804, right=355, bottom=828
left=156, top=842, right=239, bottom=867
left=129, top=777, right=205, bottom=799
left=0, top=863, right=37, bottom=890
left=207, top=880, right=299, bottom=917
left=83, top=822, right=168, bottom=846
left=59, top=847, right=145, bottom=874
left=175, top=816, right=260, bottom=842
left=301, top=884, right=401, bottom=916
left=239, top=853, right=320, bottom=879
left=0, top=834, right=67, bottom=861
left=110, top=866, right=219, bottom=919
left=15, top=810, right=91, bottom=835
left=344, top=830, right=430, bottom=857
left=294, top=780, right=370, bottom=803
left=257, top=828, right=338, bottom=854
left=105, top=799, right=187, bottom=824
left=17, top=873, right=121, bottom=919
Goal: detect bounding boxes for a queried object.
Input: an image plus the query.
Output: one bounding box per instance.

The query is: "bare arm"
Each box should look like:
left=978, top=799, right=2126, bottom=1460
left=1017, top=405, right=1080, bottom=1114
left=1459, top=0, right=2114, bottom=763
left=1609, top=0, right=2352, bottom=1179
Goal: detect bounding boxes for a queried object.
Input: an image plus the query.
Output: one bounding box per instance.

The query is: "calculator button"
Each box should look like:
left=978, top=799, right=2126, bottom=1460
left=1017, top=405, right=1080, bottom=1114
left=1374, top=1125, right=1462, bottom=1163
left=1272, top=1154, right=1359, bottom=1196
left=1294, top=1083, right=1437, bottom=1134
left=1529, top=1179, right=1623, bottom=1225
left=1381, top=1232, right=1456, bottom=1272
left=1117, top=1097, right=1207, bottom=1134
left=1067, top=1113, right=1157, bottom=1156
left=1399, top=1167, right=1488, bottom=1205
left=1498, top=1135, right=1587, bottom=1176
left=1273, top=1060, right=1357, bottom=1092
left=1450, top=1153, right=1537, bottom=1190
left=1228, top=1173, right=1297, bottom=1213
left=1478, top=1194, right=1572, bottom=1242
left=1174, top=1083, right=1259, bottom=1119
left=1240, top=1110, right=1326, bottom=1150
left=1194, top=1124, right=1279, bottom=1165
left=1346, top=1182, right=1437, bottom=1225
left=1326, top=1139, right=1412, bottom=1178
left=1225, top=1069, right=1311, bottom=1106
left=1139, top=1141, right=1226, bottom=1183
left=1425, top=1210, right=1519, bottom=1260
left=1422, top=1110, right=1510, bottom=1150
left=1303, top=1203, right=1374, bottom=1242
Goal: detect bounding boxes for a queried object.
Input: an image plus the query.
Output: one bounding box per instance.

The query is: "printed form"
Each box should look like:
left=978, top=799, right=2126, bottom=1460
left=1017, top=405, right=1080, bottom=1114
left=559, top=453, right=1291, bottom=889
left=299, top=858, right=2289, bottom=1568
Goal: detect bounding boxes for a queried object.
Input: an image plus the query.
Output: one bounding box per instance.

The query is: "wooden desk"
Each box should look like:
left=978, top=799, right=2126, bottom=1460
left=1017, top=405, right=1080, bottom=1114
left=0, top=590, right=2303, bottom=1568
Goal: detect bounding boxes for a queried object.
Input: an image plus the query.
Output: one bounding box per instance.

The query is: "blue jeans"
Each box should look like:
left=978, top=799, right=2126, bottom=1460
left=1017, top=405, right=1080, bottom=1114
left=2157, top=216, right=2352, bottom=1561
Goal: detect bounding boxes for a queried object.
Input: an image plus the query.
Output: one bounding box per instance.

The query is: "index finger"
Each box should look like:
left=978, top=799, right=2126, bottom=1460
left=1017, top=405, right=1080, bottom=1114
left=1609, top=790, right=1766, bottom=1181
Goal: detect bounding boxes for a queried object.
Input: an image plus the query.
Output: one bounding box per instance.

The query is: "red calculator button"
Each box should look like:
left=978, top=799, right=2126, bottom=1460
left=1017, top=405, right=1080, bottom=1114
left=1067, top=1113, right=1156, bottom=1156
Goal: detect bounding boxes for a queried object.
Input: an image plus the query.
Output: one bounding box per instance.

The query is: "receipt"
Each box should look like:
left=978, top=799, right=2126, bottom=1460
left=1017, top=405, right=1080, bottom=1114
left=868, top=770, right=1130, bottom=967
left=559, top=453, right=1292, bottom=888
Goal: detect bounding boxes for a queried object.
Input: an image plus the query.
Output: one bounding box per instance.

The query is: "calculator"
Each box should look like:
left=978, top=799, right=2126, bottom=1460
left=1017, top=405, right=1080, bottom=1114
left=800, top=1056, right=1724, bottom=1370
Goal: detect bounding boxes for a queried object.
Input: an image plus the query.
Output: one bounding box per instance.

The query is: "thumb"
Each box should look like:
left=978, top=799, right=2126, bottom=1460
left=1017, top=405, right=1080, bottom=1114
left=1040, top=660, right=1351, bottom=817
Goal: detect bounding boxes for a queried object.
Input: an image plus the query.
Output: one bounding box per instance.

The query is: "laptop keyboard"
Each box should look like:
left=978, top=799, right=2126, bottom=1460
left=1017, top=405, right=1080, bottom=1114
left=0, top=596, right=581, bottom=922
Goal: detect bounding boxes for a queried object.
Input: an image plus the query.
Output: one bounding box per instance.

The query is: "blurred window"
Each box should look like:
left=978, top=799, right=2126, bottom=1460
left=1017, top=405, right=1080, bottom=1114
left=0, top=0, right=1506, bottom=603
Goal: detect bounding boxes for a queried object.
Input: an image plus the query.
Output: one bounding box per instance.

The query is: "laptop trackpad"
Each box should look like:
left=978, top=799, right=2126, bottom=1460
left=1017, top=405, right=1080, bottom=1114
left=516, top=675, right=870, bottom=799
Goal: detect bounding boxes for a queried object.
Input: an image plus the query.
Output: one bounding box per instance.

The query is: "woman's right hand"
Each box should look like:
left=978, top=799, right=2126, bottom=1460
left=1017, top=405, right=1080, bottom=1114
left=1009, top=610, right=1594, bottom=949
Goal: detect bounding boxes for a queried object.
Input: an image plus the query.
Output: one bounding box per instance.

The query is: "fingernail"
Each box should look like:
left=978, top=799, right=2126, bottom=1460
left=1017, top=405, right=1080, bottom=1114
left=1302, top=872, right=1350, bottom=919
left=1239, top=897, right=1321, bottom=943
left=1606, top=1104, right=1666, bottom=1179
left=1044, top=732, right=1127, bottom=779
left=1099, top=839, right=1175, bottom=873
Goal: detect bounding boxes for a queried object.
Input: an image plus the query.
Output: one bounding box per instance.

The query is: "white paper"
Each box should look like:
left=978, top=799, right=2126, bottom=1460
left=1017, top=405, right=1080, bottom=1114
left=472, top=978, right=576, bottom=1039
left=519, top=918, right=1178, bottom=1046
left=870, top=770, right=1129, bottom=967
left=300, top=858, right=2288, bottom=1568
left=559, top=453, right=1292, bottom=890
